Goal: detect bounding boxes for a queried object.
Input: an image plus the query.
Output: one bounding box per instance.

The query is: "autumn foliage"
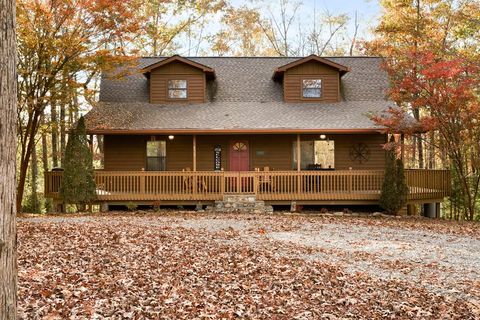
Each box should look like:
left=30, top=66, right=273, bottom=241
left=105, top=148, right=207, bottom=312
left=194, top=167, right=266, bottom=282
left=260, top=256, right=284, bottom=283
left=372, top=50, right=480, bottom=219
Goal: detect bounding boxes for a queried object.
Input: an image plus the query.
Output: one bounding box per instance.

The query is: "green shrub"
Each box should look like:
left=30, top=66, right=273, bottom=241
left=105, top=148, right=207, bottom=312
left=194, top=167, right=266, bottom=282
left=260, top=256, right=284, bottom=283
left=395, top=158, right=409, bottom=209
left=379, top=137, right=408, bottom=215
left=60, top=117, right=96, bottom=212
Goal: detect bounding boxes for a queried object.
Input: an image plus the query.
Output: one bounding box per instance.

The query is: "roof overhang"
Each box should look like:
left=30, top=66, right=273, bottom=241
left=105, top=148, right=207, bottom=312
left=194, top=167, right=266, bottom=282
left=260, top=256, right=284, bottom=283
left=141, top=55, right=216, bottom=79
left=273, top=54, right=350, bottom=80
left=87, top=128, right=384, bottom=135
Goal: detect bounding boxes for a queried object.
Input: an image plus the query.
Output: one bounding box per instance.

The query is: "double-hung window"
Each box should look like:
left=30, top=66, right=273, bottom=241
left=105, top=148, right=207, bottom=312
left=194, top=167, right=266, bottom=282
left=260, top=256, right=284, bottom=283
left=146, top=140, right=166, bottom=171
left=167, top=80, right=188, bottom=99
left=302, top=79, right=322, bottom=98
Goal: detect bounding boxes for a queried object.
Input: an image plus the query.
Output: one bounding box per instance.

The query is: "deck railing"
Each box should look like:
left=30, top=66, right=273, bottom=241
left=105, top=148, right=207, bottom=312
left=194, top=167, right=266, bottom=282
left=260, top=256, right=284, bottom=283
left=44, top=169, right=451, bottom=202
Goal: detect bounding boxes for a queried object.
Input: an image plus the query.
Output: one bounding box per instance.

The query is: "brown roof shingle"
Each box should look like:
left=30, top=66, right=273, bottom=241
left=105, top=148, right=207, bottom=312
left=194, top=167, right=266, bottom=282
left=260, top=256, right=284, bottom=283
left=87, top=56, right=393, bottom=133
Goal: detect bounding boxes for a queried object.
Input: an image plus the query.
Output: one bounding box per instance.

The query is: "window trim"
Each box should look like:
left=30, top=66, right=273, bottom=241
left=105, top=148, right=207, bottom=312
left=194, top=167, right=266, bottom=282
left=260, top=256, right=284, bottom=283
left=300, top=77, right=323, bottom=100
left=166, top=79, right=188, bottom=100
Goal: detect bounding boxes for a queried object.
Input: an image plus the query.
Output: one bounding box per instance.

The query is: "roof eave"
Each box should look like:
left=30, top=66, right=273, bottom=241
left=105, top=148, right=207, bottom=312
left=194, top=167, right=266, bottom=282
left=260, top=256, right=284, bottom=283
left=87, top=128, right=386, bottom=135
left=140, top=55, right=216, bottom=78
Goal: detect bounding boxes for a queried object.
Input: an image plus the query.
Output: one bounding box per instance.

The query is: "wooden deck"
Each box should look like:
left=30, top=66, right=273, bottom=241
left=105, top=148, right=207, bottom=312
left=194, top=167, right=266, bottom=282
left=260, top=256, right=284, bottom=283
left=45, top=169, right=451, bottom=204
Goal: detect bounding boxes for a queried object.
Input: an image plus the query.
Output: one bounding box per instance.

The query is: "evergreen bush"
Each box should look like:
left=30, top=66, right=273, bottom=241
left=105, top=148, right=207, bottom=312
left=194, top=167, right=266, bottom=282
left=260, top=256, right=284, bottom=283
left=379, top=136, right=408, bottom=215
left=379, top=148, right=398, bottom=214
left=395, top=158, right=409, bottom=211
left=60, top=117, right=96, bottom=211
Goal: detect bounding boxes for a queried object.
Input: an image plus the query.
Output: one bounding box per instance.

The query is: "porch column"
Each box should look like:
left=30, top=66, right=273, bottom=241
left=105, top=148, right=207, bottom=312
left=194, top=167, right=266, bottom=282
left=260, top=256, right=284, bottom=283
left=89, top=134, right=94, bottom=154
left=400, top=133, right=405, bottom=160
left=193, top=135, right=197, bottom=171
left=296, top=134, right=301, bottom=171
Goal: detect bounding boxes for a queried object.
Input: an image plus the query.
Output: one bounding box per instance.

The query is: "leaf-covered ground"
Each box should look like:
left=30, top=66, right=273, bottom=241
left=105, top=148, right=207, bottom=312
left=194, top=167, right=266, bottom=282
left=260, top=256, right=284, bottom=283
left=18, top=212, right=480, bottom=319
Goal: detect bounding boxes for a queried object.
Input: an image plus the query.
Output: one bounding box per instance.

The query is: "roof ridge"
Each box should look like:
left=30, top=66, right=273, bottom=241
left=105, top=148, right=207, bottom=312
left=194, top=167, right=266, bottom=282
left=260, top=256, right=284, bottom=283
left=139, top=56, right=382, bottom=59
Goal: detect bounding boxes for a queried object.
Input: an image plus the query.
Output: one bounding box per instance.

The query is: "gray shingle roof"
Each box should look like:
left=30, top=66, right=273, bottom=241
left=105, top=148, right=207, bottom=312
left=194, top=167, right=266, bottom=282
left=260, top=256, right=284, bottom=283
left=87, top=57, right=394, bottom=132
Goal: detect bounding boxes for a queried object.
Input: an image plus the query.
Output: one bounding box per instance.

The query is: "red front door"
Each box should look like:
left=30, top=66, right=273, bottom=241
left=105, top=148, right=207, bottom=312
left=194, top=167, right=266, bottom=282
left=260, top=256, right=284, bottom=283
left=229, top=141, right=249, bottom=171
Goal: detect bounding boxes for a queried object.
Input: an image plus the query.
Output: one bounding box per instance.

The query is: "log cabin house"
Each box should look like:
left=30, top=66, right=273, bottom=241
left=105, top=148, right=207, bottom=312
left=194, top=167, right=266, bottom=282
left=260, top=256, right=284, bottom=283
left=45, top=55, right=451, bottom=214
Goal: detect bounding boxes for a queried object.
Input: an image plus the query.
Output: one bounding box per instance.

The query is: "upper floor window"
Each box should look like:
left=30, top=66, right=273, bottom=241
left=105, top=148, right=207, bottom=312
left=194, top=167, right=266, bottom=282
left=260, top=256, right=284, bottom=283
left=168, top=80, right=188, bottom=99
left=302, top=79, right=322, bottom=98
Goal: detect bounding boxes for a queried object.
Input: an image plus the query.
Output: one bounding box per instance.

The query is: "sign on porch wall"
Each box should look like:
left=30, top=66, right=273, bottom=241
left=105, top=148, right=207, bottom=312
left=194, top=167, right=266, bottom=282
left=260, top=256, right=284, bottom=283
left=214, top=145, right=222, bottom=171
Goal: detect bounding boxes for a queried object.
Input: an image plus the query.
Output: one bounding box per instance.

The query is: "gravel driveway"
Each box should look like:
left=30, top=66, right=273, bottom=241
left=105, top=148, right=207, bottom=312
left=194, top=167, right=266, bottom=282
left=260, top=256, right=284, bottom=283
left=18, top=212, right=480, bottom=319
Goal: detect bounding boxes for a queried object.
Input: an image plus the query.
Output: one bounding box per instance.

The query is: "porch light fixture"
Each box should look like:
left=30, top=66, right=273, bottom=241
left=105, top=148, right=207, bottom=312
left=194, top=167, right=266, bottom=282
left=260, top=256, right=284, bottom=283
left=168, top=135, right=175, bottom=140
left=319, top=134, right=326, bottom=140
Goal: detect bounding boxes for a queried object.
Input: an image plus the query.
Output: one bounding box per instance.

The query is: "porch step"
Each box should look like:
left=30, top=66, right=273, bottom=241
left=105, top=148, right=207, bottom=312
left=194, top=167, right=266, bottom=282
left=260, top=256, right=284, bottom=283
left=211, top=194, right=273, bottom=214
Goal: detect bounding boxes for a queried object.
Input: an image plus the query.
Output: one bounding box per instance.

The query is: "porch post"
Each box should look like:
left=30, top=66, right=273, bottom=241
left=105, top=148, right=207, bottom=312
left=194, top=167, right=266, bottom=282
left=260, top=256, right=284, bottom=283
left=89, top=134, right=94, bottom=154
left=400, top=133, right=405, bottom=160
left=296, top=134, right=301, bottom=172
left=193, top=135, right=197, bottom=171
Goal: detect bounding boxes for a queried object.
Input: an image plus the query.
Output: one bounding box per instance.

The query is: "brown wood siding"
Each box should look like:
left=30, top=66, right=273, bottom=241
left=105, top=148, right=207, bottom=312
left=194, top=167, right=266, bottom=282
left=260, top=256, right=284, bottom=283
left=165, top=135, right=193, bottom=171
left=250, top=135, right=293, bottom=170
left=104, top=135, right=147, bottom=171
left=150, top=61, right=206, bottom=104
left=102, top=134, right=386, bottom=172
left=284, top=60, right=340, bottom=103
left=196, top=136, right=229, bottom=171
left=333, top=134, right=386, bottom=170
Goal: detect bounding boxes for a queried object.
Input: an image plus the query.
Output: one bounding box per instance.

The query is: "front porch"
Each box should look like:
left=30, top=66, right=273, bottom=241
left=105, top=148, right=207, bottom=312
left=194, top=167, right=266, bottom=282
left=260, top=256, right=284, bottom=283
left=45, top=169, right=451, bottom=205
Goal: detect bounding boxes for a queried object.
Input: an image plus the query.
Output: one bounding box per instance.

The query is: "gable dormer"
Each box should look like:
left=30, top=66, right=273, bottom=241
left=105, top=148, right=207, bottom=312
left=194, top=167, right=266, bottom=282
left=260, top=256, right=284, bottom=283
left=273, top=55, right=349, bottom=103
left=141, top=55, right=215, bottom=104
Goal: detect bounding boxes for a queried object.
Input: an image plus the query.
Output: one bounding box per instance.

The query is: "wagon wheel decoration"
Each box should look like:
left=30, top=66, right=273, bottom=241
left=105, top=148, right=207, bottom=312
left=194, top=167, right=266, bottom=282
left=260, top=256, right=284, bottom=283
left=349, top=143, right=371, bottom=164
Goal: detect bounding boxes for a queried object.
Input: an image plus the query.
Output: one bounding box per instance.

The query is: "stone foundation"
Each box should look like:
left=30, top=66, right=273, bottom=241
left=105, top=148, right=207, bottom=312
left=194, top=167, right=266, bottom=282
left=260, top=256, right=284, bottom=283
left=209, top=195, right=273, bottom=214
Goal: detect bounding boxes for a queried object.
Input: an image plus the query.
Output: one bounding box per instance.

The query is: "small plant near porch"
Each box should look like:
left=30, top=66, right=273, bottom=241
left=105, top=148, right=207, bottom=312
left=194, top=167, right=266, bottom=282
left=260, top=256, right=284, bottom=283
left=379, top=140, right=408, bottom=215
left=60, top=117, right=96, bottom=212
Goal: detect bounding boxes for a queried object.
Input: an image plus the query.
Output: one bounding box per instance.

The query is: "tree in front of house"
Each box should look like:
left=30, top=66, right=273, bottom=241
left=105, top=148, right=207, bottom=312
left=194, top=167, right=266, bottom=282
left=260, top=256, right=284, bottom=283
left=60, top=117, right=96, bottom=212
left=0, top=0, right=17, bottom=316
left=380, top=138, right=408, bottom=215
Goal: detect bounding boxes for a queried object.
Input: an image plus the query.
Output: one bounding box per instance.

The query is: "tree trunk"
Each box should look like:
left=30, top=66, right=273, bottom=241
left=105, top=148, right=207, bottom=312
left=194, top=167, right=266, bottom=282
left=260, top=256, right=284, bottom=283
left=428, top=131, right=435, bottom=169
left=98, top=135, right=104, bottom=168
left=412, top=108, right=424, bottom=168
left=30, top=145, right=40, bottom=213
left=60, top=103, right=66, bottom=167
left=51, top=103, right=59, bottom=168
left=17, top=110, right=42, bottom=211
left=41, top=131, right=49, bottom=173
left=0, top=0, right=18, bottom=316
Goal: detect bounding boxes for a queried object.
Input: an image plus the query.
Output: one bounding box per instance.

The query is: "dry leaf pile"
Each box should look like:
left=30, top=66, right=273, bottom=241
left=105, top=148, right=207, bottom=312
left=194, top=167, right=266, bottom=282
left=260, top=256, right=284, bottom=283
left=18, top=213, right=479, bottom=319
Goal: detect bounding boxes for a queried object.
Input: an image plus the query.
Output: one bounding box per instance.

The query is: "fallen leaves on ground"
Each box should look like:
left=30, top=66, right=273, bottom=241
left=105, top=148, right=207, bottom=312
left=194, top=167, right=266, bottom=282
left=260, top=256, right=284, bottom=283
left=17, top=213, right=479, bottom=319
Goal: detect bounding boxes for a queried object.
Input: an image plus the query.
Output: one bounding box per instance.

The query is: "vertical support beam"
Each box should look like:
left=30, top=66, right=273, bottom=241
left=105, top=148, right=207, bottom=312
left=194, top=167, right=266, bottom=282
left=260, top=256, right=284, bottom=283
left=192, top=135, right=197, bottom=195
left=296, top=134, right=301, bottom=172
left=296, top=134, right=301, bottom=194
left=89, top=134, right=94, bottom=154
left=193, top=135, right=197, bottom=172
left=400, top=133, right=405, bottom=160
left=435, top=202, right=441, bottom=219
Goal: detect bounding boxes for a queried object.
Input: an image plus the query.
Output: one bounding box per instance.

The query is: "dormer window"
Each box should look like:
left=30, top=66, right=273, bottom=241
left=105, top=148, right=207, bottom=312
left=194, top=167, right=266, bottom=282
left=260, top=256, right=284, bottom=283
left=168, top=80, right=188, bottom=99
left=302, top=79, right=322, bottom=98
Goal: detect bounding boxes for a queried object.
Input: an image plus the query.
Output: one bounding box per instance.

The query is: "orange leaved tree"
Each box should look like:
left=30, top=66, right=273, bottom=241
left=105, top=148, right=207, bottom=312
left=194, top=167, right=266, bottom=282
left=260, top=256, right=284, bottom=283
left=16, top=0, right=141, bottom=211
left=372, top=51, right=480, bottom=220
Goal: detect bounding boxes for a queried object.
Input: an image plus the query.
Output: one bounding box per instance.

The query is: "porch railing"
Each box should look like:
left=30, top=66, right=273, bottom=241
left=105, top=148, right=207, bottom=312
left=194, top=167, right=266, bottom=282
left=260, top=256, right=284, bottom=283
left=44, top=169, right=451, bottom=202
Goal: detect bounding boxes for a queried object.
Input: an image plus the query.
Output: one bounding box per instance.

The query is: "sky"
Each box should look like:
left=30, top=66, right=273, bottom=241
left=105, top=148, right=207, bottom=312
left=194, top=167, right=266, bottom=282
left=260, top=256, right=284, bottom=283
left=302, top=0, right=382, bottom=38
left=231, top=0, right=382, bottom=41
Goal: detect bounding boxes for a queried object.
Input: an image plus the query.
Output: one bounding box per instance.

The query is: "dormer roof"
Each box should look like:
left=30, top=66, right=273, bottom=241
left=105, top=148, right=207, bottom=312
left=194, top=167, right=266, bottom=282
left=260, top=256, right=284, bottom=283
left=273, top=54, right=350, bottom=80
left=141, top=55, right=216, bottom=79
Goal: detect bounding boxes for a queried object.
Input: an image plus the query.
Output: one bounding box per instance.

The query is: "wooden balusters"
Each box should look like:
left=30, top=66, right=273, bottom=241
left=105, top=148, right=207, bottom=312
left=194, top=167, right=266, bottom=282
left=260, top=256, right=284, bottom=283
left=44, top=169, right=451, bottom=202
